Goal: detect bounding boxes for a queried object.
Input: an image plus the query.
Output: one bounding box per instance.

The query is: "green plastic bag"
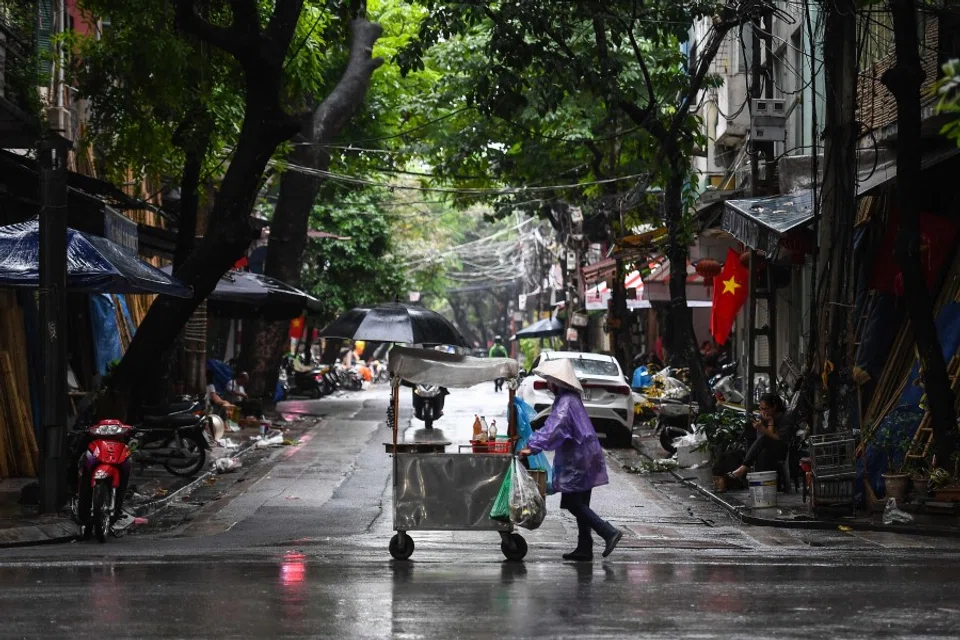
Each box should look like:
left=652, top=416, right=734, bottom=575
left=489, top=463, right=514, bottom=521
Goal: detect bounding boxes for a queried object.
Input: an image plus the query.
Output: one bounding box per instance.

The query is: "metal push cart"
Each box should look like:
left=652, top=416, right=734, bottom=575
left=385, top=346, right=526, bottom=561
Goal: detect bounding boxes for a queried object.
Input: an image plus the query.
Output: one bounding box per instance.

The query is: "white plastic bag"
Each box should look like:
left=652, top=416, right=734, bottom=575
left=882, top=498, right=914, bottom=525
left=213, top=457, right=242, bottom=473
left=509, top=457, right=546, bottom=530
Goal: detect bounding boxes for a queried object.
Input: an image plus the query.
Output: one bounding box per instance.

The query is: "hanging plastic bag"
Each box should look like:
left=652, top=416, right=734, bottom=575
left=509, top=457, right=546, bottom=530
left=489, top=462, right=514, bottom=521
left=513, top=397, right=555, bottom=493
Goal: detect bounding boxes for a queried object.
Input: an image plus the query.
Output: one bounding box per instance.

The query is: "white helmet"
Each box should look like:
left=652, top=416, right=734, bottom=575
left=206, top=414, right=226, bottom=442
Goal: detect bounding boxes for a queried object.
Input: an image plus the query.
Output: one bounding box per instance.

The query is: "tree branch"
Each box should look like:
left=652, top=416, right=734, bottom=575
left=268, top=0, right=307, bottom=48
left=669, top=21, right=736, bottom=139
left=228, top=0, right=261, bottom=40
left=174, top=0, right=243, bottom=58
left=312, top=18, right=384, bottom=142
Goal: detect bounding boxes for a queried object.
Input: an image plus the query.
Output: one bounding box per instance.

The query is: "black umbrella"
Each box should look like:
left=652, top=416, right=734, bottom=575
left=319, top=303, right=469, bottom=347
left=512, top=316, right=563, bottom=340
left=160, top=267, right=319, bottom=320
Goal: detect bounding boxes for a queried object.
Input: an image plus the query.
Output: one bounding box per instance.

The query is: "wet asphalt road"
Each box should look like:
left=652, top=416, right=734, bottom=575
left=2, top=385, right=960, bottom=639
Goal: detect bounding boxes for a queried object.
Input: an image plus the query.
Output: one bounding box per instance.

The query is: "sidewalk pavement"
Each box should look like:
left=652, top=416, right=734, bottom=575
left=631, top=425, right=960, bottom=538
left=0, top=411, right=321, bottom=549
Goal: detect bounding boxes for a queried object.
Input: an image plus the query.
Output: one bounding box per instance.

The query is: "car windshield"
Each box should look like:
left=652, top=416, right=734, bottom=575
left=561, top=357, right=620, bottom=377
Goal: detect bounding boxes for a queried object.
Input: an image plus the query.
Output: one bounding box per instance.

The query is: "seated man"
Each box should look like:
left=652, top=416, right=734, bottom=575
left=727, top=393, right=792, bottom=480
left=226, top=371, right=262, bottom=419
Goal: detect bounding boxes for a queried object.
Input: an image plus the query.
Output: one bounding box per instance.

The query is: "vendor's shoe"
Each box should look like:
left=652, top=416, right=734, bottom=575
left=562, top=550, right=593, bottom=561
left=602, top=529, right=623, bottom=558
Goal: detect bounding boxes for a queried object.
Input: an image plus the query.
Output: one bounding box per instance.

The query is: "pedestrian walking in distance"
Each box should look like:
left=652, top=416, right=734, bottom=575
left=519, top=359, right=622, bottom=561
left=489, top=335, right=508, bottom=392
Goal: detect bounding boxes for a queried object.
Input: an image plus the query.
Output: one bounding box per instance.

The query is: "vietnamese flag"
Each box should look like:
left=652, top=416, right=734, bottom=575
left=289, top=315, right=305, bottom=340
left=710, top=248, right=750, bottom=345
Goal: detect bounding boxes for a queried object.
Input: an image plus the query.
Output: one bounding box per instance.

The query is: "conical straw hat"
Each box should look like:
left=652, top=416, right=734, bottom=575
left=533, top=359, right=583, bottom=394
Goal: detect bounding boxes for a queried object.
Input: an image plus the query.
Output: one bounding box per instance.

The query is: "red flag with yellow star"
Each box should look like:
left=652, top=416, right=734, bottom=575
left=289, top=315, right=305, bottom=340
left=710, top=248, right=749, bottom=345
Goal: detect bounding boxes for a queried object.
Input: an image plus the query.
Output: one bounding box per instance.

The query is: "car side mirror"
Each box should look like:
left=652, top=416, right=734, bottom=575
left=519, top=369, right=528, bottom=378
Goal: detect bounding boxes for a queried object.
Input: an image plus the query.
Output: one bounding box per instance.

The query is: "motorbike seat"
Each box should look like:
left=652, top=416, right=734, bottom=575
left=141, top=413, right=202, bottom=429
left=142, top=401, right=197, bottom=417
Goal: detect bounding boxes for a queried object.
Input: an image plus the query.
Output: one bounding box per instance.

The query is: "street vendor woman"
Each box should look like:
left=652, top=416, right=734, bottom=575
left=520, top=359, right=623, bottom=561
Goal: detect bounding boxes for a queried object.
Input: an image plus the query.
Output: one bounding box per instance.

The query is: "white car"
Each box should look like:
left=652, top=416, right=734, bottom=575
left=518, top=351, right=634, bottom=447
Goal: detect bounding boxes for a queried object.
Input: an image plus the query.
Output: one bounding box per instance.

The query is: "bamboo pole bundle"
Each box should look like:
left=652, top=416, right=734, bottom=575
left=859, top=246, right=960, bottom=449
left=111, top=294, right=133, bottom=351
left=0, top=292, right=38, bottom=477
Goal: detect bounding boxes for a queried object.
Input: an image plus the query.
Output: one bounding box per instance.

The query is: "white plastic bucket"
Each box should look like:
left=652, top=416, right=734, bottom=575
left=747, top=471, right=778, bottom=508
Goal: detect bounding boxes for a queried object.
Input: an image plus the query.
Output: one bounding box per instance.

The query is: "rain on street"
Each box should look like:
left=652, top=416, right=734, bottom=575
left=1, top=385, right=959, bottom=639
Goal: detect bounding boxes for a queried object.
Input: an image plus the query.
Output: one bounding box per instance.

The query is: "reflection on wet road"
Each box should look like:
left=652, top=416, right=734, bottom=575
left=2, top=552, right=958, bottom=638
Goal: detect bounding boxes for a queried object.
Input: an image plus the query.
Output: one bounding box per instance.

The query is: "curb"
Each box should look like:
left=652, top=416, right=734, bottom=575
left=631, top=435, right=960, bottom=539
left=0, top=518, right=78, bottom=549
left=0, top=430, right=279, bottom=549
left=130, top=433, right=274, bottom=518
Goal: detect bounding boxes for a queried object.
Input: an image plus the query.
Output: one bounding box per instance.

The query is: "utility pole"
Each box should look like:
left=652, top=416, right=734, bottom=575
left=38, top=136, right=69, bottom=513
left=818, top=0, right=858, bottom=431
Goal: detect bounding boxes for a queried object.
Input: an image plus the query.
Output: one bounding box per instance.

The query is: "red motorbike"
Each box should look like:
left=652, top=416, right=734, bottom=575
left=71, top=419, right=134, bottom=543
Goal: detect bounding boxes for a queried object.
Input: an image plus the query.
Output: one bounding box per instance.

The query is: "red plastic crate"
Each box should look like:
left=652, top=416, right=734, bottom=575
left=471, top=439, right=512, bottom=454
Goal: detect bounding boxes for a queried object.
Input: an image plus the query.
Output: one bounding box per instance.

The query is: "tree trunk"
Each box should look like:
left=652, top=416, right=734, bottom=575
left=109, top=1, right=306, bottom=411
left=173, top=121, right=212, bottom=271
left=664, top=167, right=715, bottom=413
left=883, top=0, right=958, bottom=464
left=242, top=19, right=384, bottom=400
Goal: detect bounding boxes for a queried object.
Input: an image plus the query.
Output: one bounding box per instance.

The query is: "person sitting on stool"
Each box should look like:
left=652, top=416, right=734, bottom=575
left=727, top=393, right=792, bottom=480
left=226, top=371, right=262, bottom=419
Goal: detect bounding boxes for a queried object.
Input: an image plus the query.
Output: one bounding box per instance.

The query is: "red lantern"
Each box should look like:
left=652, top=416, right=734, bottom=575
left=739, top=250, right=752, bottom=267
left=695, top=258, right=722, bottom=279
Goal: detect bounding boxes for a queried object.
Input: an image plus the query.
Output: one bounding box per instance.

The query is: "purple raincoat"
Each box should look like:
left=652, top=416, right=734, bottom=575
left=527, top=389, right=609, bottom=494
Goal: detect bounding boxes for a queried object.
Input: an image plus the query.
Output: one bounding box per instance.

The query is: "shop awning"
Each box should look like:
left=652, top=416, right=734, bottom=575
left=0, top=219, right=191, bottom=297
left=642, top=260, right=712, bottom=302
left=722, top=189, right=814, bottom=259
left=582, top=258, right=616, bottom=287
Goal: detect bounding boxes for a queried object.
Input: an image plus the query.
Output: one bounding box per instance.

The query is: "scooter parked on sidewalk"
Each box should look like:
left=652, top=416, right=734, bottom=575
left=280, top=354, right=332, bottom=398
left=69, top=419, right=134, bottom=543
left=132, top=399, right=210, bottom=477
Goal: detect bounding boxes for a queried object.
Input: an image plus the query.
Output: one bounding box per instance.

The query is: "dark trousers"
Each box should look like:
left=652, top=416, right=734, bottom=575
left=237, top=399, right=263, bottom=419
left=743, top=436, right=788, bottom=472
left=561, top=490, right=617, bottom=550
left=494, top=378, right=504, bottom=392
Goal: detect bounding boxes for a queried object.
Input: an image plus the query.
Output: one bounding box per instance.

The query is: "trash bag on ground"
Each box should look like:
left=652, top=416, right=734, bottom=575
left=508, top=457, right=546, bottom=530
left=489, top=462, right=514, bottom=521
left=514, top=397, right=554, bottom=493
left=213, top=457, right=242, bottom=473
left=882, top=497, right=914, bottom=525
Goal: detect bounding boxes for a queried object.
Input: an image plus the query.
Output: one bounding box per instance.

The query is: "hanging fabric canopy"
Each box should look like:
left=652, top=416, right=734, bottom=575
left=0, top=219, right=191, bottom=297
left=161, top=267, right=320, bottom=320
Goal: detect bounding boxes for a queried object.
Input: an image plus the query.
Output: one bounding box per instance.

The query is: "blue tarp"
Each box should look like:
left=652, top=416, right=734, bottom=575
left=0, top=219, right=191, bottom=297
left=860, top=301, right=960, bottom=499
left=89, top=294, right=135, bottom=376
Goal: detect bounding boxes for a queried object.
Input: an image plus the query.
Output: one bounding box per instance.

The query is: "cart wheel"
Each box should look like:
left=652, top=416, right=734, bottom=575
left=501, top=533, right=528, bottom=561
left=389, top=533, right=415, bottom=560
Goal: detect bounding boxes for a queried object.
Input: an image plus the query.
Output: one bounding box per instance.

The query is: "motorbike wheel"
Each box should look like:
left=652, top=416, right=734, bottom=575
left=308, top=382, right=322, bottom=399
left=163, top=432, right=207, bottom=477
left=92, top=482, right=112, bottom=544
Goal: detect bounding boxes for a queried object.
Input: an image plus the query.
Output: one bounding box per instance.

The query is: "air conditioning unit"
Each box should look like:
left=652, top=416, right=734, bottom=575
left=46, top=106, right=73, bottom=141
left=750, top=98, right=786, bottom=142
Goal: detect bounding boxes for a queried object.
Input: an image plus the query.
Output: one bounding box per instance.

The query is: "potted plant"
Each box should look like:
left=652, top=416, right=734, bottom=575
left=872, top=414, right=915, bottom=502
left=928, top=453, right=960, bottom=502
left=693, top=408, right=745, bottom=493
